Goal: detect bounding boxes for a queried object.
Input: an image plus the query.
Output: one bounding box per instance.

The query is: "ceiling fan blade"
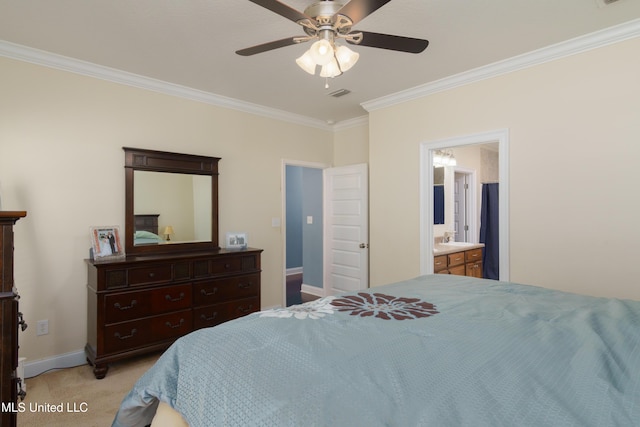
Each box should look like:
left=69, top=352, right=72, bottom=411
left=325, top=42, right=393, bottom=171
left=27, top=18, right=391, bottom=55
left=236, top=37, right=300, bottom=56
left=349, top=31, right=429, bottom=53
left=336, top=0, right=393, bottom=25
left=248, top=0, right=311, bottom=23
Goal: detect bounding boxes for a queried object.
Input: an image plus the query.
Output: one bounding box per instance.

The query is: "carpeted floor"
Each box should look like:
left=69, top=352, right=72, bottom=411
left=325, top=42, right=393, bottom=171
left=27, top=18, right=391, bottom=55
left=18, top=352, right=159, bottom=427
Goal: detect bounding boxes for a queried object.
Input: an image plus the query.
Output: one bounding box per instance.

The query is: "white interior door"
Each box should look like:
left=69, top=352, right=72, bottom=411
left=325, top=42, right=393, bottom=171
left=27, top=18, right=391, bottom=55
left=323, top=164, right=369, bottom=295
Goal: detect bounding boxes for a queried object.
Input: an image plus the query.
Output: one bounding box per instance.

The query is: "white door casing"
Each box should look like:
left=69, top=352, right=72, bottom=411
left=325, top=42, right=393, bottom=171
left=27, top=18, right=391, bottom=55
left=323, top=164, right=369, bottom=295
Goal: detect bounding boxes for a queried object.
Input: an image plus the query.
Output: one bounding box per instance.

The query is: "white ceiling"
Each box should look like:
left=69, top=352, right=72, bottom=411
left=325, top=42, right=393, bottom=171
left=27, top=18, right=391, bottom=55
left=1, top=0, right=640, bottom=125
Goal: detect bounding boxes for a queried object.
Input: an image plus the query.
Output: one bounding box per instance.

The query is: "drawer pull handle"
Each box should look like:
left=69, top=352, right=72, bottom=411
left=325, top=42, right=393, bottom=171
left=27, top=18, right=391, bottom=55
left=114, top=329, right=137, bottom=340
left=148, top=273, right=155, bottom=278
left=237, top=305, right=253, bottom=314
left=201, top=313, right=218, bottom=321
left=237, top=282, right=252, bottom=289
left=471, top=253, right=478, bottom=258
left=114, top=300, right=137, bottom=311
left=435, top=261, right=442, bottom=266
left=200, top=288, right=218, bottom=296
left=165, top=319, right=185, bottom=329
left=165, top=292, right=185, bottom=302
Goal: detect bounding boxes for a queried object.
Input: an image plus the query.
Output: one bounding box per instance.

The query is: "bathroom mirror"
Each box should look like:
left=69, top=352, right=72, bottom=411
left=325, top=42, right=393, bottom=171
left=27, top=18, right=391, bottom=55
left=124, top=147, right=220, bottom=255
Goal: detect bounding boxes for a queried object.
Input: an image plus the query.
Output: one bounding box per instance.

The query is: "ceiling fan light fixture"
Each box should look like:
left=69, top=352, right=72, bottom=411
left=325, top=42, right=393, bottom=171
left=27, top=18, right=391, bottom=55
left=309, top=39, right=335, bottom=66
left=319, top=57, right=342, bottom=78
left=296, top=50, right=317, bottom=75
left=335, top=45, right=359, bottom=72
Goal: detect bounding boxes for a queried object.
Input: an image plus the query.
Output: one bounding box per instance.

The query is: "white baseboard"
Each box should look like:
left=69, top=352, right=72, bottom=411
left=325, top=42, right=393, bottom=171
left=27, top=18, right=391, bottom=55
left=301, top=284, right=324, bottom=298
left=23, top=349, right=87, bottom=379
left=286, top=267, right=303, bottom=276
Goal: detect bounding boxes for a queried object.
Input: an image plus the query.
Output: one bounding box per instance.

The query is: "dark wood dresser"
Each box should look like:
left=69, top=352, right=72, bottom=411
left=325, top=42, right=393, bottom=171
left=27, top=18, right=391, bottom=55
left=85, top=248, right=262, bottom=379
left=1, top=211, right=27, bottom=427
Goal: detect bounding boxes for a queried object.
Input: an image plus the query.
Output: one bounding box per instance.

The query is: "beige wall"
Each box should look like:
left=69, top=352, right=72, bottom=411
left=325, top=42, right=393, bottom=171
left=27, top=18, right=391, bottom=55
left=333, top=122, right=369, bottom=166
left=369, top=37, right=640, bottom=301
left=0, top=57, right=333, bottom=362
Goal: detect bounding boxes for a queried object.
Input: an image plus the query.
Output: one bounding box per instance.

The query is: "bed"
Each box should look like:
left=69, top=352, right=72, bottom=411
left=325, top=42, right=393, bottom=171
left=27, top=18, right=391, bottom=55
left=133, top=214, right=163, bottom=245
left=112, top=274, right=640, bottom=427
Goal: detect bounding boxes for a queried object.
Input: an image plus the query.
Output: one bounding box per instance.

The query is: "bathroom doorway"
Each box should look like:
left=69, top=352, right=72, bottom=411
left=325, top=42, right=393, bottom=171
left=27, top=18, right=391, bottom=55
left=420, top=129, right=510, bottom=281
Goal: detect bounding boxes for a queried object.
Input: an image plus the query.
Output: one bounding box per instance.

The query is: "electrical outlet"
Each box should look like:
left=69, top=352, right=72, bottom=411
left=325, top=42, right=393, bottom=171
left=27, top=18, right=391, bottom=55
left=37, top=319, right=49, bottom=336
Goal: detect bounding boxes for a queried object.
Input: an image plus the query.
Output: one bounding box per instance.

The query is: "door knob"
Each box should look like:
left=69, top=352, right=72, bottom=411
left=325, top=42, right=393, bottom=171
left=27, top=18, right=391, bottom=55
left=359, top=243, right=369, bottom=249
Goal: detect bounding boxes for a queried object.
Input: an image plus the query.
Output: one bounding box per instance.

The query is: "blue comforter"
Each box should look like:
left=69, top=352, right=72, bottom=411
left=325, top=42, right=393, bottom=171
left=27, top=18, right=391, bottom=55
left=113, top=275, right=640, bottom=426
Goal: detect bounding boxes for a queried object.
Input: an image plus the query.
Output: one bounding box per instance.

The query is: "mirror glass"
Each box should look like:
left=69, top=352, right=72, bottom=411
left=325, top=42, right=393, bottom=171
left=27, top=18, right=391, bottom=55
left=433, top=167, right=445, bottom=224
left=133, top=171, right=212, bottom=245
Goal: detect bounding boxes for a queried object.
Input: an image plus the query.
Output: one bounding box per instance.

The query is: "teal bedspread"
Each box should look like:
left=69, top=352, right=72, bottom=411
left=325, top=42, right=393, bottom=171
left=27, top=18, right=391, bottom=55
left=112, top=275, right=640, bottom=426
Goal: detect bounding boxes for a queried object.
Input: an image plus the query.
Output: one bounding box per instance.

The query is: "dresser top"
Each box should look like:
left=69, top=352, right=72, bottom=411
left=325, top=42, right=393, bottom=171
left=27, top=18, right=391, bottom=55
left=86, top=247, right=263, bottom=266
left=0, top=211, right=27, bottom=221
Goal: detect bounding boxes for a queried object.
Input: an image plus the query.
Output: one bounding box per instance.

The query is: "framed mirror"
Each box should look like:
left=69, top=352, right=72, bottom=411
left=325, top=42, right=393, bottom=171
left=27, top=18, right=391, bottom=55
left=124, top=147, right=220, bottom=255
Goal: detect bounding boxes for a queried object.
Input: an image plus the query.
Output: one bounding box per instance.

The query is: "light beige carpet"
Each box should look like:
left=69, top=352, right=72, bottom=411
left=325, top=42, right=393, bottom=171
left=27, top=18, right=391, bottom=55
left=18, top=352, right=159, bottom=427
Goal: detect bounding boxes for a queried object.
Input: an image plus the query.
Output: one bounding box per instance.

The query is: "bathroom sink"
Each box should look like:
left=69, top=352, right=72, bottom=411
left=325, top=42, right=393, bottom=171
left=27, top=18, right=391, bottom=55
left=441, top=242, right=477, bottom=247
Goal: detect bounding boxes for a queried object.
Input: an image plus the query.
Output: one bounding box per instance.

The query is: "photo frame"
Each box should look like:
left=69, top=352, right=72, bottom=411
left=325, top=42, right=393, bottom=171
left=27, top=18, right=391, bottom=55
left=90, top=226, right=125, bottom=260
left=225, top=232, right=248, bottom=250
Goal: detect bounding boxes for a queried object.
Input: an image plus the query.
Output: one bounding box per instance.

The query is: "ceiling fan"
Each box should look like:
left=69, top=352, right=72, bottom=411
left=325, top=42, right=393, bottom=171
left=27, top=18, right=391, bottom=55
left=236, top=0, right=429, bottom=82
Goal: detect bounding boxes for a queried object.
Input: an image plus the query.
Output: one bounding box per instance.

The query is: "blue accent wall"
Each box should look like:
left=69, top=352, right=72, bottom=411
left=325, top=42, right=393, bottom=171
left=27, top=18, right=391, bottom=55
left=301, top=167, right=323, bottom=288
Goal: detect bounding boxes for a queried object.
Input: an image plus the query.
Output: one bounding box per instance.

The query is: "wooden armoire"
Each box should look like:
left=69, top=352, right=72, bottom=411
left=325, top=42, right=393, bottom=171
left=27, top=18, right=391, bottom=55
left=0, top=211, right=27, bottom=427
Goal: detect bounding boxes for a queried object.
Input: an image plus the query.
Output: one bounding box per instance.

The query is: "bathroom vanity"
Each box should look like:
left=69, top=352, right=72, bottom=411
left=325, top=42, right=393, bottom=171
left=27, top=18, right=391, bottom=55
left=433, top=242, right=484, bottom=278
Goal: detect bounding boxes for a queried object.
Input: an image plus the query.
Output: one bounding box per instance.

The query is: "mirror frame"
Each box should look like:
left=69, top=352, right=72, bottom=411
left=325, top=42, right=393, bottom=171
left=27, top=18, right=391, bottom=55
left=124, top=147, right=220, bottom=256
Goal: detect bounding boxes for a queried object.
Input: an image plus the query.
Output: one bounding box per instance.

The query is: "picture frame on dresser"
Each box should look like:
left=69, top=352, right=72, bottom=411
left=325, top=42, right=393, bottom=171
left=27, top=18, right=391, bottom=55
left=225, top=232, right=248, bottom=250
left=90, top=226, right=124, bottom=260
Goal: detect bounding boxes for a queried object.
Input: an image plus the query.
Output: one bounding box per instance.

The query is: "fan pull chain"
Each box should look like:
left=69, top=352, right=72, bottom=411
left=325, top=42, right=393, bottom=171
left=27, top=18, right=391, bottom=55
left=325, top=78, right=329, bottom=89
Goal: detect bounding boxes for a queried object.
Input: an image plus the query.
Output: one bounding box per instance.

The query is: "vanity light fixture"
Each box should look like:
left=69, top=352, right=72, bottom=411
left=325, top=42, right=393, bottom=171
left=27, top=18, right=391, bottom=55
left=433, top=149, right=457, bottom=167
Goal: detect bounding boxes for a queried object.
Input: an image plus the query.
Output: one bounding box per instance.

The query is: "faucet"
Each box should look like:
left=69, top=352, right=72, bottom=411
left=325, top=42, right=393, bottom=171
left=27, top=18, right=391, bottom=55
left=442, top=231, right=454, bottom=243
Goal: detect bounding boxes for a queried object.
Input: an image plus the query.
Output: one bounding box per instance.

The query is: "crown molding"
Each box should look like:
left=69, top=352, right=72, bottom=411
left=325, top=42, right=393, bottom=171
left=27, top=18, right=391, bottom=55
left=362, top=18, right=640, bottom=113
left=332, top=115, right=369, bottom=131
left=0, top=40, right=332, bottom=131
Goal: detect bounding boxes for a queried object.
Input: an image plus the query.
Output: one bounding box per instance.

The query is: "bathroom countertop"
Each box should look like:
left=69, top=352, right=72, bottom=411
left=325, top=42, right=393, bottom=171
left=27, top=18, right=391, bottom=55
left=433, top=242, right=485, bottom=255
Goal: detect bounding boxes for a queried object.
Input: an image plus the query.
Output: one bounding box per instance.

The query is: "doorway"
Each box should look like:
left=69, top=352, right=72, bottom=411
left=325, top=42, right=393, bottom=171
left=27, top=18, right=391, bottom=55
left=282, top=161, right=370, bottom=307
left=283, top=162, right=327, bottom=306
left=419, top=129, right=510, bottom=281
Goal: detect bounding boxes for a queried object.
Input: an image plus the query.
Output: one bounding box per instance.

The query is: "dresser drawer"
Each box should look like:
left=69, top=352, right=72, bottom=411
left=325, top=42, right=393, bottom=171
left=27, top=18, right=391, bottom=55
left=448, top=252, right=466, bottom=267
left=434, top=255, right=448, bottom=272
left=449, top=264, right=466, bottom=276
left=229, top=296, right=260, bottom=318
left=104, top=310, right=192, bottom=354
left=465, top=248, right=483, bottom=263
left=193, top=257, right=240, bottom=278
left=128, top=264, right=173, bottom=286
left=193, top=297, right=260, bottom=329
left=194, top=274, right=260, bottom=306
left=104, top=284, right=192, bottom=323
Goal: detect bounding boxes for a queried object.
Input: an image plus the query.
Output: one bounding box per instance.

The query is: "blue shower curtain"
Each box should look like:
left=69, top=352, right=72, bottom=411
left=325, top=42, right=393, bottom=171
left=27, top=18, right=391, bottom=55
left=480, top=183, right=499, bottom=280
left=433, top=185, right=445, bottom=225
